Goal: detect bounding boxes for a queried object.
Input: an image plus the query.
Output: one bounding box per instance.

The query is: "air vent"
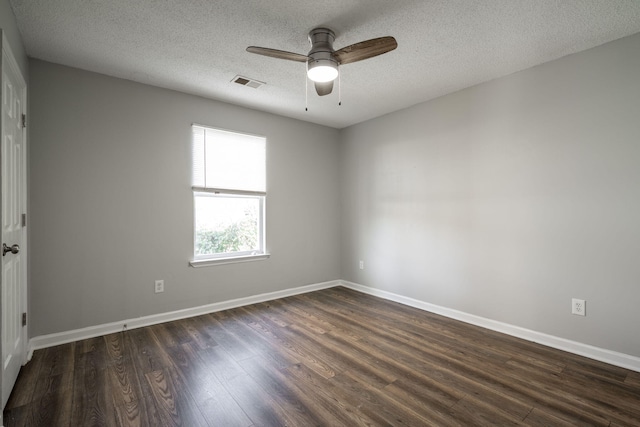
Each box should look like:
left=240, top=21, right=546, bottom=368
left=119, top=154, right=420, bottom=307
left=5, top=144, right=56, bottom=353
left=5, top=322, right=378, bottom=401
left=232, top=75, right=265, bottom=89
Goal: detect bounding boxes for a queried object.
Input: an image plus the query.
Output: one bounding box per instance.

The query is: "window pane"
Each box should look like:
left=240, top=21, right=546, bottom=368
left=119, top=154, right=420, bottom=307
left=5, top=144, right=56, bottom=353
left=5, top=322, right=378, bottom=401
left=192, top=126, right=205, bottom=187
left=202, top=128, right=265, bottom=192
left=194, top=193, right=262, bottom=257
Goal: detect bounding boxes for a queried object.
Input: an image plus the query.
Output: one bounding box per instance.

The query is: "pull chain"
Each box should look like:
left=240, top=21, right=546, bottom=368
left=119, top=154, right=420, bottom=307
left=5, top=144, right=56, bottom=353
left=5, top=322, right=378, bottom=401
left=305, top=74, right=308, bottom=111
left=338, top=70, right=342, bottom=106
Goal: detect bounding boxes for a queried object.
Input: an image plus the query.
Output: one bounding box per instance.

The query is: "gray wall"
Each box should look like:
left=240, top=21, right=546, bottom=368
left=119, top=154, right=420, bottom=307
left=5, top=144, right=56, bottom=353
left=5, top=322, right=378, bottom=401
left=340, top=33, right=640, bottom=357
left=0, top=0, right=27, bottom=76
left=29, top=59, right=341, bottom=337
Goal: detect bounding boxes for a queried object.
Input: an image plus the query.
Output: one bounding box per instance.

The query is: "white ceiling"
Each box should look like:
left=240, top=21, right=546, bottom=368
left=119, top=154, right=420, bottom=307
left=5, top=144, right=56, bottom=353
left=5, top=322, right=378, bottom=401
left=9, top=0, right=640, bottom=129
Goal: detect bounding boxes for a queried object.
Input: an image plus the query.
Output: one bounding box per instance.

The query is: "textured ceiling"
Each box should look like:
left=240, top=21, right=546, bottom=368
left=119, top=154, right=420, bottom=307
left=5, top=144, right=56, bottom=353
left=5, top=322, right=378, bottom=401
left=9, top=0, right=640, bottom=129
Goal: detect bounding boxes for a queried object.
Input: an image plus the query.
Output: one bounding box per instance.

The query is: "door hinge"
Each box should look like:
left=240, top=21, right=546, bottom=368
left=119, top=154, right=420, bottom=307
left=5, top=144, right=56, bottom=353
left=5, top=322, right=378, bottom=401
left=22, top=312, right=27, bottom=327
left=21, top=114, right=26, bottom=129
left=22, top=213, right=26, bottom=227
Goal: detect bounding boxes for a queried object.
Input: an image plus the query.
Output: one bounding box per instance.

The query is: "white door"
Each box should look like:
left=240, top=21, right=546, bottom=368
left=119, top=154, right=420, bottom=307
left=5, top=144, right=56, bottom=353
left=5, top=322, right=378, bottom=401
left=1, top=37, right=27, bottom=409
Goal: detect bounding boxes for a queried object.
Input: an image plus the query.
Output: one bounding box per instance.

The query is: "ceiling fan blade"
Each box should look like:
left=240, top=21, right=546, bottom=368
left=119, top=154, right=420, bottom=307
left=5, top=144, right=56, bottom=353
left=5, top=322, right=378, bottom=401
left=246, top=46, right=308, bottom=62
left=334, top=36, right=398, bottom=65
left=314, top=81, right=334, bottom=96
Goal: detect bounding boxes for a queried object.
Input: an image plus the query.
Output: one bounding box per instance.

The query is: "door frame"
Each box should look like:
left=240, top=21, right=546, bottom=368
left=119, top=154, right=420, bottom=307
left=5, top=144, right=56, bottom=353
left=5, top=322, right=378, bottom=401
left=1, top=31, right=28, bottom=409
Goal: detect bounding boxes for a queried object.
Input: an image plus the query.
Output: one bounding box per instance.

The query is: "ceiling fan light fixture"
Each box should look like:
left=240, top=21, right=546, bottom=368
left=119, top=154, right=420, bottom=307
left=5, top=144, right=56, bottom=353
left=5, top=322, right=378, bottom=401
left=307, top=59, right=338, bottom=83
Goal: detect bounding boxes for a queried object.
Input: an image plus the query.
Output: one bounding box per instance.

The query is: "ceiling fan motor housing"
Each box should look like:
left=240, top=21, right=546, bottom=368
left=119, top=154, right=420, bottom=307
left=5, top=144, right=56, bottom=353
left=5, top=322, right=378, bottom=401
left=307, top=28, right=339, bottom=79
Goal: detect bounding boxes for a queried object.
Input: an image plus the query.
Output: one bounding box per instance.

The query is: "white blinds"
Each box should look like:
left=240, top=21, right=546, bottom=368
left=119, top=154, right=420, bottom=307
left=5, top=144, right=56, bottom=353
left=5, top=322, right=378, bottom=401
left=192, top=125, right=266, bottom=193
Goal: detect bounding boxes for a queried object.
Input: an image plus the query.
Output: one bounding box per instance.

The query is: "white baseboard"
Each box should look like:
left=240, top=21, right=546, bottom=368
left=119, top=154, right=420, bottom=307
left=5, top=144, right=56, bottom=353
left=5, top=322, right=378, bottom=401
left=28, top=278, right=640, bottom=373
left=28, top=280, right=340, bottom=353
left=339, top=280, right=640, bottom=373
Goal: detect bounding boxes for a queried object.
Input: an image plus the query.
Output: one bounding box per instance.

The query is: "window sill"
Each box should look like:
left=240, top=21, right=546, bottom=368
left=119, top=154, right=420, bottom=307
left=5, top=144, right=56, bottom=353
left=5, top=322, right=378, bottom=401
left=189, top=253, right=270, bottom=268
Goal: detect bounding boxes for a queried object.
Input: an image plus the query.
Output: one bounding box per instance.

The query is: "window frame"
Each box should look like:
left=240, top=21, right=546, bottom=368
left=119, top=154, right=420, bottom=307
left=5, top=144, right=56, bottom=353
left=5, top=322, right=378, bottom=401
left=189, top=125, right=269, bottom=267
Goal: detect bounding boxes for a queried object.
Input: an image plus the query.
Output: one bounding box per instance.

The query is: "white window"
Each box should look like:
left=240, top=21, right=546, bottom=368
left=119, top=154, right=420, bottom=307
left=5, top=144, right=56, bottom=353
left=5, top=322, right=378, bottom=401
left=190, top=125, right=267, bottom=266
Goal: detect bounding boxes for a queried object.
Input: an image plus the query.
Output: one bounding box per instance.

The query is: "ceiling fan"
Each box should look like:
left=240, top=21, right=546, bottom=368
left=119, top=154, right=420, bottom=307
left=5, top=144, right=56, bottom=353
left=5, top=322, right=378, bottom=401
left=247, top=28, right=397, bottom=97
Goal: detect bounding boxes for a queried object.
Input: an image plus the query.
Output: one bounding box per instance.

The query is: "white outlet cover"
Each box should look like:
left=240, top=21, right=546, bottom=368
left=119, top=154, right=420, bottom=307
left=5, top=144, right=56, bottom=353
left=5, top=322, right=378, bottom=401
left=155, top=280, right=164, bottom=293
left=571, top=298, right=586, bottom=316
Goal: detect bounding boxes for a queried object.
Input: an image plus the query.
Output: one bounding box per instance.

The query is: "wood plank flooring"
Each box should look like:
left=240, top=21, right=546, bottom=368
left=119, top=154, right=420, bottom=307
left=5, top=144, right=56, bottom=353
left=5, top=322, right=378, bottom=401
left=4, top=286, right=640, bottom=426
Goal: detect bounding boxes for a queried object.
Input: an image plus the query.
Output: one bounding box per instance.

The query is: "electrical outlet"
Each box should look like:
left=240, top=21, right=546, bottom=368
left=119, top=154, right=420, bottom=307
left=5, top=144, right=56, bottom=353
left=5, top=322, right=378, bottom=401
left=359, top=260, right=364, bottom=270
left=155, top=280, right=164, bottom=293
left=571, top=298, right=586, bottom=316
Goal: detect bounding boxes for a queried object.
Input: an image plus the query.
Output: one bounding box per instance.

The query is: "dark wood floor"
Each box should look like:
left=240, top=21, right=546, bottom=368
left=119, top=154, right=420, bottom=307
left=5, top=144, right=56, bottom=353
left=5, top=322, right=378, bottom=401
left=4, top=287, right=640, bottom=426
